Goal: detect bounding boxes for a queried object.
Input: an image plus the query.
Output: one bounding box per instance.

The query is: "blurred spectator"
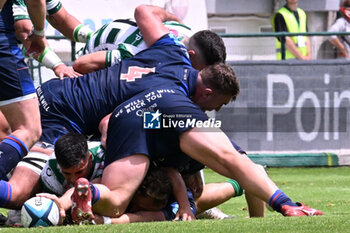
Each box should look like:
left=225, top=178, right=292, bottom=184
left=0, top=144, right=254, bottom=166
left=328, top=0, right=350, bottom=59
left=271, top=0, right=311, bottom=60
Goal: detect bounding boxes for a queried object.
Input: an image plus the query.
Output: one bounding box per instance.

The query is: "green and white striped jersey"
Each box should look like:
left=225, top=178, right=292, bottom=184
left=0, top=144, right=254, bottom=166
left=40, top=142, right=105, bottom=196
left=82, top=19, right=193, bottom=67
left=12, top=0, right=62, bottom=21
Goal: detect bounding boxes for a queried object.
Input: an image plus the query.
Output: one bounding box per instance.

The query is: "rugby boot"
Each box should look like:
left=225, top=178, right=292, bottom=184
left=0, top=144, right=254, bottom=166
left=281, top=202, right=323, bottom=217
left=71, top=177, right=95, bottom=224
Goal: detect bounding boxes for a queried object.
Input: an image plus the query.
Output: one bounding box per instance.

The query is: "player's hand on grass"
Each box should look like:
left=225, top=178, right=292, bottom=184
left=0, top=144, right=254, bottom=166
left=54, top=64, right=82, bottom=79
left=174, top=205, right=195, bottom=221
left=36, top=193, right=66, bottom=225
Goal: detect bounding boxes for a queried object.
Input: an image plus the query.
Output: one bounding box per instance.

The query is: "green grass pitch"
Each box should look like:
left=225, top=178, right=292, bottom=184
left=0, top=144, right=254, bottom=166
left=1, top=167, right=349, bottom=232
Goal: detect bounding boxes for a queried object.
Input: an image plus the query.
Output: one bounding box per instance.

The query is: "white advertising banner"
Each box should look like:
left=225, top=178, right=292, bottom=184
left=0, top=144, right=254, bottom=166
left=46, top=0, right=208, bottom=36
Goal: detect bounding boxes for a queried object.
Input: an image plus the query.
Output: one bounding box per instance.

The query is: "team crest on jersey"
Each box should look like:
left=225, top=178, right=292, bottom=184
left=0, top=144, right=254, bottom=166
left=143, top=110, right=161, bottom=129
left=121, top=66, right=155, bottom=82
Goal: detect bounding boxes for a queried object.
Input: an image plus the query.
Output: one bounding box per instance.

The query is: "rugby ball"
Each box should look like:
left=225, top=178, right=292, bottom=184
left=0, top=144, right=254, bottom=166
left=21, top=196, right=59, bottom=227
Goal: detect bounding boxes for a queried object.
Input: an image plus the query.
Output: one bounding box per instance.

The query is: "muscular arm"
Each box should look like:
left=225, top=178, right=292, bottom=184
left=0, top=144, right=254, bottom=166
left=25, top=0, right=46, bottom=55
left=25, top=0, right=45, bottom=31
left=164, top=167, right=195, bottom=221
left=14, top=19, right=80, bottom=79
left=14, top=19, right=38, bottom=48
left=179, top=127, right=278, bottom=204
left=93, top=155, right=150, bottom=218
left=73, top=51, right=107, bottom=74
left=46, top=5, right=81, bottom=41
left=134, top=4, right=181, bottom=47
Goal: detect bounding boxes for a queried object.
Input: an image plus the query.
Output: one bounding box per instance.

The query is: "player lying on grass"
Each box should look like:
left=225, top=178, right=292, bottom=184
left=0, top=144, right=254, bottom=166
left=1, top=132, right=256, bottom=226
left=36, top=133, right=259, bottom=224
left=67, top=5, right=323, bottom=222
left=12, top=0, right=92, bottom=79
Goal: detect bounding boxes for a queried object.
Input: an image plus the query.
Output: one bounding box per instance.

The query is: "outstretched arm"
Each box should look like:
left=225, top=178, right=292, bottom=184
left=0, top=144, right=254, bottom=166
left=47, top=5, right=93, bottom=43
left=164, top=168, right=195, bottom=221
left=46, top=5, right=80, bottom=41
left=73, top=51, right=108, bottom=74
left=134, top=4, right=181, bottom=47
left=14, top=19, right=81, bottom=79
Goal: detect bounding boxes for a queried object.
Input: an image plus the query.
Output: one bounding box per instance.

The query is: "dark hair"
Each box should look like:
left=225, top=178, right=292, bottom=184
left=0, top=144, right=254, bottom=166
left=54, top=132, right=89, bottom=169
left=342, top=0, right=350, bottom=7
left=200, top=63, right=240, bottom=101
left=189, top=30, right=226, bottom=65
left=136, top=168, right=172, bottom=207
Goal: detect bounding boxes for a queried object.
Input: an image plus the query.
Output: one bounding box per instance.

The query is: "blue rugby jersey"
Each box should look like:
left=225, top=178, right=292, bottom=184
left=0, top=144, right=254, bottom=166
left=105, top=85, right=245, bottom=170
left=105, top=86, right=209, bottom=167
left=38, top=34, right=199, bottom=144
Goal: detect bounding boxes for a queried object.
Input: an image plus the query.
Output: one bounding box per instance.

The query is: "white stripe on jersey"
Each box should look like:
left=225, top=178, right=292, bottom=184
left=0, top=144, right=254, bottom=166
left=83, top=20, right=193, bottom=64
left=12, top=0, right=62, bottom=21
left=46, top=0, right=61, bottom=12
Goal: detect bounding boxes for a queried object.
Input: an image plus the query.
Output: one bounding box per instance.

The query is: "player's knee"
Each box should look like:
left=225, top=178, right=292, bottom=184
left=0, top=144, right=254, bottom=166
left=25, top=121, right=42, bottom=143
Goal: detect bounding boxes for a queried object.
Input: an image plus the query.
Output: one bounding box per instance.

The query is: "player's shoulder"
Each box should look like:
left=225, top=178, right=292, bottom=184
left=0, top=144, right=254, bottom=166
left=152, top=33, right=186, bottom=49
left=88, top=142, right=105, bottom=161
left=40, top=155, right=66, bottom=195
left=336, top=17, right=348, bottom=25
left=163, top=21, right=193, bottom=40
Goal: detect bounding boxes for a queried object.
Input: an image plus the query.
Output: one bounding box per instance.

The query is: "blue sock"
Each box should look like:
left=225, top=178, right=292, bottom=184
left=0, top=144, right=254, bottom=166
left=89, top=182, right=100, bottom=205
left=0, top=180, right=12, bottom=207
left=0, top=136, right=28, bottom=179
left=269, top=189, right=298, bottom=213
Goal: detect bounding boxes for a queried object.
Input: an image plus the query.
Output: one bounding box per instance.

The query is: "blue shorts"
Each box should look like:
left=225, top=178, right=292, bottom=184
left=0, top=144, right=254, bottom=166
left=0, top=32, right=36, bottom=105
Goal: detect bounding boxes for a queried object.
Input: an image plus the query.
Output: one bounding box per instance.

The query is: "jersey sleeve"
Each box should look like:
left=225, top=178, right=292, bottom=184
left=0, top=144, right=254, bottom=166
left=12, top=0, right=62, bottom=21
left=89, top=144, right=105, bottom=180
left=40, top=158, right=66, bottom=196
left=328, top=18, right=346, bottom=40
left=46, top=0, right=62, bottom=15
left=12, top=0, right=29, bottom=21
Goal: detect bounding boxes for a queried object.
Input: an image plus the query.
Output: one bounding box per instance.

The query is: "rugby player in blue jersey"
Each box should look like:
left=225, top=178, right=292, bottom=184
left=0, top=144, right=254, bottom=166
left=0, top=4, right=230, bottom=218
left=69, top=5, right=323, bottom=222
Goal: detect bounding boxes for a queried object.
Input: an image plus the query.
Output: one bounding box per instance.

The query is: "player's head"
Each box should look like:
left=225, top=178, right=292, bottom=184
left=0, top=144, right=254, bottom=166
left=186, top=30, right=226, bottom=70
left=340, top=0, right=350, bottom=22
left=286, top=0, right=298, bottom=4
left=132, top=168, right=172, bottom=211
left=54, top=132, right=92, bottom=185
left=193, top=63, right=240, bottom=111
